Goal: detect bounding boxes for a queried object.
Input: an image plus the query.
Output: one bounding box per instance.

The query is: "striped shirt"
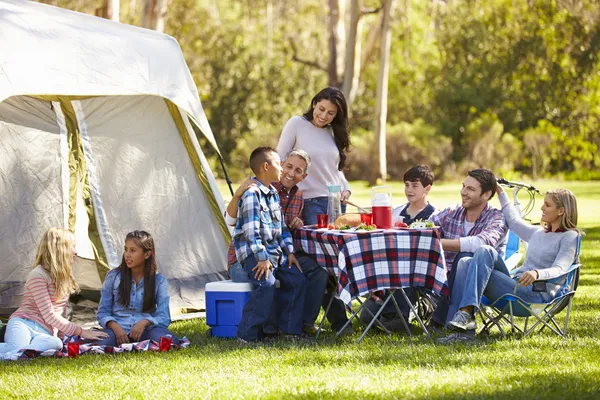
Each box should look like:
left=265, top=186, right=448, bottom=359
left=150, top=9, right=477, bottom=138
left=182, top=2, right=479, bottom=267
left=10, top=265, right=81, bottom=337
left=233, top=180, right=295, bottom=267
left=430, top=203, right=508, bottom=271
left=227, top=182, right=304, bottom=266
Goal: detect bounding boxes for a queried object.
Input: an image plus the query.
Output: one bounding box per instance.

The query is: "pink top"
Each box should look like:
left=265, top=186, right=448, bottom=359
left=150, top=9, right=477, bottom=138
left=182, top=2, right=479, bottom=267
left=11, top=265, right=81, bottom=337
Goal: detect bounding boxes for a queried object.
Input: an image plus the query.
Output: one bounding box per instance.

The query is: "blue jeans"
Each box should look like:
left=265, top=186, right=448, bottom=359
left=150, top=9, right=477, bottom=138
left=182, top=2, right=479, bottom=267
left=0, top=317, right=63, bottom=354
left=303, top=197, right=349, bottom=328
left=447, top=246, right=546, bottom=324
left=235, top=253, right=310, bottom=339
left=297, top=254, right=329, bottom=328
left=234, top=256, right=328, bottom=331
left=233, top=255, right=276, bottom=340
left=431, top=252, right=473, bottom=326
left=274, top=262, right=308, bottom=335
left=94, top=324, right=179, bottom=346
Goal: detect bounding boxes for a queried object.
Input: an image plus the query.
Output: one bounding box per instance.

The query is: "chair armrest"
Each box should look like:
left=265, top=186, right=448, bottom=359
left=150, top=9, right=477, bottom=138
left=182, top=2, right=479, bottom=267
left=546, top=264, right=580, bottom=284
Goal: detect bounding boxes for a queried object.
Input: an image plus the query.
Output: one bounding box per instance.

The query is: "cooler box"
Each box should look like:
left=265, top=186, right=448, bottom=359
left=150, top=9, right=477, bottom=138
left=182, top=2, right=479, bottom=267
left=205, top=280, right=253, bottom=338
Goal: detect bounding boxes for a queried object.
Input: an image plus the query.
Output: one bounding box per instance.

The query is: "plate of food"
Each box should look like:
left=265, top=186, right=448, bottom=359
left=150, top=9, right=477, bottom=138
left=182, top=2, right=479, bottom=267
left=408, top=220, right=439, bottom=229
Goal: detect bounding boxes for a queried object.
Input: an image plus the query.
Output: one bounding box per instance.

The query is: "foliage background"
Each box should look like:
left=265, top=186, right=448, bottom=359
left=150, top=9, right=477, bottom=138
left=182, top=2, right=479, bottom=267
left=39, top=0, right=600, bottom=182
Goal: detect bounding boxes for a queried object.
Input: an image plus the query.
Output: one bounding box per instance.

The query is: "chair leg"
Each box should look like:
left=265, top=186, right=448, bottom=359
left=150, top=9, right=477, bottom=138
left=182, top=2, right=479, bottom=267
left=563, top=297, right=573, bottom=337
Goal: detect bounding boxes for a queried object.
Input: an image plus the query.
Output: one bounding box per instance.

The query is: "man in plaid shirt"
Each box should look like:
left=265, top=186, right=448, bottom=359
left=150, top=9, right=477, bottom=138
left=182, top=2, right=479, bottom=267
left=429, top=169, right=508, bottom=329
left=226, top=149, right=329, bottom=341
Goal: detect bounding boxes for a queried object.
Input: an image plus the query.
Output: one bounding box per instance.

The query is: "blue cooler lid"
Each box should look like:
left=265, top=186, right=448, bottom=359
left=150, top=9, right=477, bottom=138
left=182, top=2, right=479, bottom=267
left=205, top=280, right=253, bottom=292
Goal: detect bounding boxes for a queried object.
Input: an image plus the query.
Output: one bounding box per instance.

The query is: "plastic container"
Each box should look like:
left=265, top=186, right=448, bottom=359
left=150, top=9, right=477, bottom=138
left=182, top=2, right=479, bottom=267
left=205, top=280, right=253, bottom=338
left=372, top=186, right=392, bottom=229
left=327, top=184, right=342, bottom=226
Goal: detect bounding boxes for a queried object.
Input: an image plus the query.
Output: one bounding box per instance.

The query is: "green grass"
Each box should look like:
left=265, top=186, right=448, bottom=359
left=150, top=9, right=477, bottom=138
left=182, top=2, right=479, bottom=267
left=2, top=180, right=599, bottom=399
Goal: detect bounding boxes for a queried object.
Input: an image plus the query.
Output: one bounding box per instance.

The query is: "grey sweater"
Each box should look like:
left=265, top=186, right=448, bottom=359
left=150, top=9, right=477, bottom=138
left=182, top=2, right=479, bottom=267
left=499, top=192, right=579, bottom=299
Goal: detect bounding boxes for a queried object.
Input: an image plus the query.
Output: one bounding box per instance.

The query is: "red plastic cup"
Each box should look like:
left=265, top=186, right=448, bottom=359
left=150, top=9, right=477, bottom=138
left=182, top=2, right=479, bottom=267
left=360, top=213, right=373, bottom=225
left=67, top=342, right=79, bottom=358
left=159, top=336, right=172, bottom=352
left=317, top=214, right=328, bottom=228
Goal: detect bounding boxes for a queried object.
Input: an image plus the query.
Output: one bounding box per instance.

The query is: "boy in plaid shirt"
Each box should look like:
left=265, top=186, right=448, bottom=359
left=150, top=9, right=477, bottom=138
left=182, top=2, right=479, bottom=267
left=226, top=149, right=329, bottom=338
left=231, top=147, right=304, bottom=343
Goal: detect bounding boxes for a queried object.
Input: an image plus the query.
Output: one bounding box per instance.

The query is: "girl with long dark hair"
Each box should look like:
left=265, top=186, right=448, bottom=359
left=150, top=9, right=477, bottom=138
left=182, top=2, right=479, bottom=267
left=95, top=230, right=179, bottom=346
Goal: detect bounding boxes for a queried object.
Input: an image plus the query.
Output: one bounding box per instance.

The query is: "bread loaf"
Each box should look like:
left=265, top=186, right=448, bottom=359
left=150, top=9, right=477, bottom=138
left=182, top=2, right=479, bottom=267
left=334, top=214, right=361, bottom=227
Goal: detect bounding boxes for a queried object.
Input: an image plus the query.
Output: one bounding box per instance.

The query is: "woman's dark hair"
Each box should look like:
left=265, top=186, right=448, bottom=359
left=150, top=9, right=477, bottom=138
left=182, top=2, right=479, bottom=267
left=302, top=87, right=350, bottom=170
left=117, top=230, right=157, bottom=313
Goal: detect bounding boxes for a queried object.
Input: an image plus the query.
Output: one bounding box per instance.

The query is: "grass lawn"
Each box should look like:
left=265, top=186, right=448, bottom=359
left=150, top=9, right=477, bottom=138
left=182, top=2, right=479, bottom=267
left=1, top=180, right=599, bottom=399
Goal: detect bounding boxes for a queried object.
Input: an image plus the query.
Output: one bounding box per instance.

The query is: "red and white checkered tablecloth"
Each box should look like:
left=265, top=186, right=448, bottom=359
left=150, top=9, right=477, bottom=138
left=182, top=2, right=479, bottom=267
left=293, top=227, right=449, bottom=304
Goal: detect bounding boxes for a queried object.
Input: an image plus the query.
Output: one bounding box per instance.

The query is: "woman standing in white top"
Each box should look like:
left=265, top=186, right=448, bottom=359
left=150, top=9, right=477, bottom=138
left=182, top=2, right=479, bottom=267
left=277, top=87, right=352, bottom=225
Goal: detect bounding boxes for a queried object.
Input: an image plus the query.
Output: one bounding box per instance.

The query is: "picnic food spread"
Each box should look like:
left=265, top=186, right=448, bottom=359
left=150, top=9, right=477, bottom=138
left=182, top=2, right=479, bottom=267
left=334, top=214, right=361, bottom=227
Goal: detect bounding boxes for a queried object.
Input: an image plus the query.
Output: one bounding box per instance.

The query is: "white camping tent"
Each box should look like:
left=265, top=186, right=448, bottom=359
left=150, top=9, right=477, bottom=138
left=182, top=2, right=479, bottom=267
left=0, top=0, right=230, bottom=312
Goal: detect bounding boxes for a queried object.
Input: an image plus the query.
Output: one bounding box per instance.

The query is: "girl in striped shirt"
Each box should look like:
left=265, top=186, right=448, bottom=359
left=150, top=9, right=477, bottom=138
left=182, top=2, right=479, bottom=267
left=0, top=228, right=108, bottom=356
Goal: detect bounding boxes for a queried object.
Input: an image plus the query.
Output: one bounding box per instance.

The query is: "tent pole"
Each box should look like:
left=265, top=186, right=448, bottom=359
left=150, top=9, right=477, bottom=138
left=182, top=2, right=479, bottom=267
left=219, top=156, right=234, bottom=196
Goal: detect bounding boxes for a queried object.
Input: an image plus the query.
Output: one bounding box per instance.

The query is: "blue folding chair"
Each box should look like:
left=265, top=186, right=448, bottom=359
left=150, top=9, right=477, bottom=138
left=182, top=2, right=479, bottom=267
left=479, top=234, right=582, bottom=339
left=503, top=230, right=522, bottom=270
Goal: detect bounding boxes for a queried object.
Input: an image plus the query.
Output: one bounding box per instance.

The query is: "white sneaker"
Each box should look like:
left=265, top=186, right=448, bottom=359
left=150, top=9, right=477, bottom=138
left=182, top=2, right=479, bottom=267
left=448, top=310, right=477, bottom=331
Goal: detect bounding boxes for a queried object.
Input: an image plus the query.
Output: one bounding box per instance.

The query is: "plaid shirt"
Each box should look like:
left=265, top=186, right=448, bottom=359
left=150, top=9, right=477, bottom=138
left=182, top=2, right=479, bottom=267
left=232, top=180, right=295, bottom=267
left=227, top=182, right=303, bottom=266
left=430, top=203, right=508, bottom=271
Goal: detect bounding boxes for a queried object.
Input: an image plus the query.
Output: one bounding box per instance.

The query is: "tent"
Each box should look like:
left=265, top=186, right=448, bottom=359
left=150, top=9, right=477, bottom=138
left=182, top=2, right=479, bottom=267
left=0, top=0, right=230, bottom=313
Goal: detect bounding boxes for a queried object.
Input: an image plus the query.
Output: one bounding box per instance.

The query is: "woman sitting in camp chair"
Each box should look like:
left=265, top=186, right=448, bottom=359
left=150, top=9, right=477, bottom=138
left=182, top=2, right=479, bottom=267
left=439, top=186, right=580, bottom=342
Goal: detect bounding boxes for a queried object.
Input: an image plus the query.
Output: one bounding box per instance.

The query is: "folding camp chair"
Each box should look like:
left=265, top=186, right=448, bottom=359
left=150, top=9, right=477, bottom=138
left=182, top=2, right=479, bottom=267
left=479, top=235, right=582, bottom=339
left=504, top=230, right=523, bottom=270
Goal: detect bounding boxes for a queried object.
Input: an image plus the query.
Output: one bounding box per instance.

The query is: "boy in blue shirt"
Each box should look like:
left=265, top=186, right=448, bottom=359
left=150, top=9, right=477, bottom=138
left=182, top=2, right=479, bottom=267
left=392, top=165, right=436, bottom=225
left=233, top=146, right=303, bottom=343
left=360, top=165, right=437, bottom=332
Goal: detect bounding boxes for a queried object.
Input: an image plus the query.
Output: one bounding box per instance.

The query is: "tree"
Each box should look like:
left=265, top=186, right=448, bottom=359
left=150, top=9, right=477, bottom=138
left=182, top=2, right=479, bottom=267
left=141, top=0, right=169, bottom=32
left=373, top=0, right=394, bottom=182
left=291, top=0, right=383, bottom=111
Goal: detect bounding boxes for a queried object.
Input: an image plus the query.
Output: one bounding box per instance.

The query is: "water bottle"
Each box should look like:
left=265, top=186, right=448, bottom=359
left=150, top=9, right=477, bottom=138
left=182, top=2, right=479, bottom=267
left=327, top=184, right=342, bottom=226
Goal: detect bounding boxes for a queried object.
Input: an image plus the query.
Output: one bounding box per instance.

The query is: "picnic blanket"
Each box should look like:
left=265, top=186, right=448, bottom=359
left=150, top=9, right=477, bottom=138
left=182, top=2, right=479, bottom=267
left=0, top=335, right=190, bottom=361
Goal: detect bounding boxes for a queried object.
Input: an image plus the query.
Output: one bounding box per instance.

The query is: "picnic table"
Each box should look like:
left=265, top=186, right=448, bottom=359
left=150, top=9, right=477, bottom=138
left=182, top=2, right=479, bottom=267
left=292, top=226, right=449, bottom=340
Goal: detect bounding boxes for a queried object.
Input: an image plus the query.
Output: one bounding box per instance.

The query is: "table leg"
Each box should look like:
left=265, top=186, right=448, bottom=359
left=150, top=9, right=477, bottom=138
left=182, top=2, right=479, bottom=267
left=315, top=294, right=334, bottom=340
left=395, top=288, right=430, bottom=338
left=356, top=293, right=398, bottom=343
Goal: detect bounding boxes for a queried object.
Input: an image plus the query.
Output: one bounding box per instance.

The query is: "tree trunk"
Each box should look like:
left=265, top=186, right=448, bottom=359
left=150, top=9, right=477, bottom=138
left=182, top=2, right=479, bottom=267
left=154, top=0, right=169, bottom=32
left=96, top=0, right=120, bottom=21
left=341, top=0, right=362, bottom=107
left=374, top=0, right=394, bottom=183
left=107, top=0, right=119, bottom=21
left=327, top=0, right=346, bottom=87
left=141, top=0, right=155, bottom=29
left=141, top=0, right=168, bottom=31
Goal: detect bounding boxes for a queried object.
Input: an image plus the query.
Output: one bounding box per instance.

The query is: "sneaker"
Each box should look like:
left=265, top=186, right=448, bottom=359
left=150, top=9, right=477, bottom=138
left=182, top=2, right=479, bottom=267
left=280, top=331, right=315, bottom=343
left=437, top=331, right=476, bottom=344
left=448, top=310, right=477, bottom=331
left=332, top=323, right=354, bottom=336
left=426, top=321, right=446, bottom=335
left=379, top=315, right=411, bottom=334
left=236, top=336, right=250, bottom=345
left=302, top=324, right=319, bottom=336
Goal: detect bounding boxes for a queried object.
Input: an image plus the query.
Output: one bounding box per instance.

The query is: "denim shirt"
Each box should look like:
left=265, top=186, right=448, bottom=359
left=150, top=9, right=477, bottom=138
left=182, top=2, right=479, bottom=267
left=97, top=269, right=172, bottom=333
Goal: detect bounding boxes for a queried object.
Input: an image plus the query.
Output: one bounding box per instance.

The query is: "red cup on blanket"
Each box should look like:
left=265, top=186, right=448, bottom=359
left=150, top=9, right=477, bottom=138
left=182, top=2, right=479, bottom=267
left=360, top=213, right=373, bottom=225
left=317, top=214, right=328, bottom=229
left=67, top=342, right=80, bottom=358
left=159, top=335, right=172, bottom=352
